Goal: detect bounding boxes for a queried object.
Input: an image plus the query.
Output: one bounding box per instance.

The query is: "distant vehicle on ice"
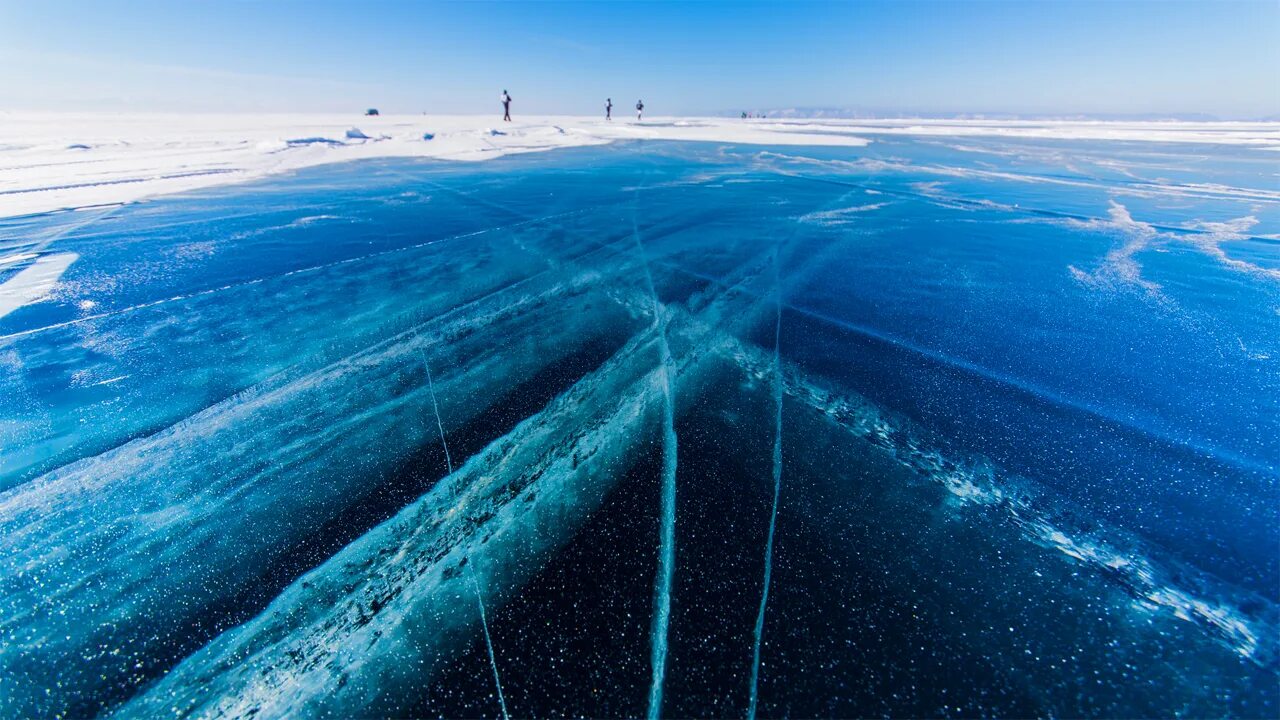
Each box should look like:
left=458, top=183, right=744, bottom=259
left=365, top=108, right=380, bottom=116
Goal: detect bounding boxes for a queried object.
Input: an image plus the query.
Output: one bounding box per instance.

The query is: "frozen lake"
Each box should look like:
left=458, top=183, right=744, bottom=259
left=1, top=134, right=1277, bottom=717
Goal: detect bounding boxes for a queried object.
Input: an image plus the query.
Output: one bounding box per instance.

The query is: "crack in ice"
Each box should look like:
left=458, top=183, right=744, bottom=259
left=418, top=348, right=453, bottom=474
left=632, top=191, right=679, bottom=720
left=746, top=249, right=784, bottom=720
left=469, top=568, right=509, bottom=720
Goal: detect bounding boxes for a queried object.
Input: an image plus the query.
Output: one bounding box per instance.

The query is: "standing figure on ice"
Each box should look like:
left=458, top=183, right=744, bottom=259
left=606, top=98, right=613, bottom=120
left=501, top=90, right=512, bottom=122
left=636, top=99, right=644, bottom=121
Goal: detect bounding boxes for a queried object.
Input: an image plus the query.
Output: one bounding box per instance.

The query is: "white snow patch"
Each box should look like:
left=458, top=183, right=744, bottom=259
left=1060, top=201, right=1164, bottom=296
left=0, top=252, right=78, bottom=318
left=798, top=202, right=890, bottom=226
left=0, top=253, right=38, bottom=268
left=1180, top=216, right=1280, bottom=282
left=1060, top=204, right=1278, bottom=291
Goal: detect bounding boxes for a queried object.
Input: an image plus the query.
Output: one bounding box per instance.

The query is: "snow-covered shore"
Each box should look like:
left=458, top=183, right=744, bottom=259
left=2, top=113, right=1278, bottom=219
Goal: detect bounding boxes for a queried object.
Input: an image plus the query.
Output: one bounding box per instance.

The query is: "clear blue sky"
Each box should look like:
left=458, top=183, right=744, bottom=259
left=2, top=0, right=1277, bottom=118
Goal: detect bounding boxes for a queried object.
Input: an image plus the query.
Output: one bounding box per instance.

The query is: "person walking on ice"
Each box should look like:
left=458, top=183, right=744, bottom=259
left=636, top=99, right=644, bottom=121
left=501, top=90, right=512, bottom=122
left=606, top=98, right=613, bottom=120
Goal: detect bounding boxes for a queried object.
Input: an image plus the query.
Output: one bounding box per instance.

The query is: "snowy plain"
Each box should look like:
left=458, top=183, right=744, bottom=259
left=3, top=112, right=1278, bottom=220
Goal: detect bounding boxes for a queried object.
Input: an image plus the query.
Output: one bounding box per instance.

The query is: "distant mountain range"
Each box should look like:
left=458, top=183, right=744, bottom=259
left=716, top=108, right=1275, bottom=122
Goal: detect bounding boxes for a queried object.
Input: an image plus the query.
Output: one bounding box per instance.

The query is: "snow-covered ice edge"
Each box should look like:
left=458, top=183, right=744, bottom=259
left=3, top=113, right=1278, bottom=219
left=0, top=113, right=869, bottom=218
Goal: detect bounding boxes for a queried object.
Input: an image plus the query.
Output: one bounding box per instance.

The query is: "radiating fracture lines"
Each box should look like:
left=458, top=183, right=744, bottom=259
left=119, top=251, right=766, bottom=719
left=469, top=568, right=510, bottom=720
left=746, top=247, right=784, bottom=720
left=631, top=190, right=679, bottom=720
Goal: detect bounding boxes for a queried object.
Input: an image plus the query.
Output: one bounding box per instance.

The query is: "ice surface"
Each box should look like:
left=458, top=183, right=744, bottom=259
left=1, top=131, right=1277, bottom=718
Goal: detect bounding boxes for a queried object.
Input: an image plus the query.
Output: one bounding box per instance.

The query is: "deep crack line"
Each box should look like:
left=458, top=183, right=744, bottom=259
left=469, top=569, right=509, bottom=720
left=747, top=248, right=784, bottom=720
left=632, top=191, right=679, bottom=720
